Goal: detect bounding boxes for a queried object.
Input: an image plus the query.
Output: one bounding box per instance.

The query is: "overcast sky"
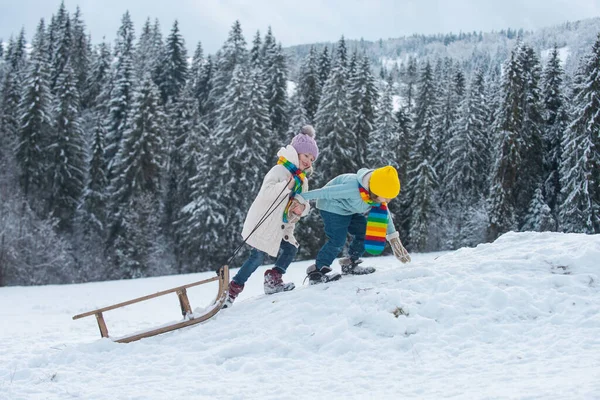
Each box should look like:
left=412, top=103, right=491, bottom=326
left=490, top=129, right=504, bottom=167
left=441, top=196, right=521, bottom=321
left=1, top=0, right=599, bottom=54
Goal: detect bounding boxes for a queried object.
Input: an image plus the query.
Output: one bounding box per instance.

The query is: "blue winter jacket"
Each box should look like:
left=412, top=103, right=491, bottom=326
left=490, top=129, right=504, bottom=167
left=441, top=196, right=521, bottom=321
left=297, top=168, right=397, bottom=235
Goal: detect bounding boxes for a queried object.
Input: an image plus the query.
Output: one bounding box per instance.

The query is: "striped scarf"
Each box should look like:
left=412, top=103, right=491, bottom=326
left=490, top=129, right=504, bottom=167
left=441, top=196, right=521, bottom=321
left=359, top=184, right=389, bottom=255
left=277, top=156, right=306, bottom=222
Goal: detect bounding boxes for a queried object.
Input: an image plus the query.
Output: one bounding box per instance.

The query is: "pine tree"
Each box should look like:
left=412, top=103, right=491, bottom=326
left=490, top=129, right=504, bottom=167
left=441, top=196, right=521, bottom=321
left=334, top=36, right=348, bottom=70
left=522, top=186, right=555, bottom=231
left=243, top=67, right=273, bottom=170
left=16, top=20, right=53, bottom=201
left=108, top=75, right=165, bottom=277
left=261, top=27, right=275, bottom=60
left=298, top=46, right=321, bottom=123
left=1, top=32, right=27, bottom=149
left=135, top=18, right=163, bottom=85
left=48, top=60, right=86, bottom=229
left=446, top=69, right=491, bottom=246
left=394, top=106, right=413, bottom=245
left=47, top=1, right=68, bottom=62
left=50, top=11, right=73, bottom=92
left=407, top=62, right=439, bottom=251
left=163, top=82, right=199, bottom=236
left=250, top=30, right=262, bottom=68
left=395, top=106, right=412, bottom=188
left=541, top=45, right=568, bottom=225
left=216, top=65, right=271, bottom=196
left=205, top=20, right=248, bottom=128
left=263, top=43, right=289, bottom=150
left=105, top=12, right=136, bottom=176
left=158, top=20, right=189, bottom=104
left=485, top=63, right=502, bottom=142
left=487, top=42, right=544, bottom=240
left=135, top=18, right=153, bottom=81
left=7, top=28, right=27, bottom=71
left=347, top=50, right=358, bottom=81
left=286, top=91, right=310, bottom=137
left=379, top=65, right=387, bottom=81
left=189, top=41, right=204, bottom=89
left=79, top=114, right=108, bottom=234
left=83, top=41, right=112, bottom=110
left=149, top=19, right=165, bottom=89
left=0, top=61, right=22, bottom=154
left=195, top=54, right=214, bottom=117
left=177, top=148, right=227, bottom=270
left=367, top=80, right=397, bottom=166
left=196, top=65, right=270, bottom=265
left=109, top=75, right=165, bottom=218
left=434, top=60, right=464, bottom=191
left=109, top=192, right=163, bottom=279
left=318, top=46, right=331, bottom=88
left=172, top=87, right=209, bottom=271
left=447, top=69, right=491, bottom=202
left=71, top=6, right=91, bottom=102
left=349, top=54, right=379, bottom=164
left=559, top=34, right=600, bottom=233
left=178, top=106, right=207, bottom=217
left=314, top=48, right=355, bottom=186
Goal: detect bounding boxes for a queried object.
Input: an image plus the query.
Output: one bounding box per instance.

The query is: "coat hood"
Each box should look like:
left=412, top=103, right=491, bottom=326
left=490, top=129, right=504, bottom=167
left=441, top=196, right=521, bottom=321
left=277, top=145, right=300, bottom=167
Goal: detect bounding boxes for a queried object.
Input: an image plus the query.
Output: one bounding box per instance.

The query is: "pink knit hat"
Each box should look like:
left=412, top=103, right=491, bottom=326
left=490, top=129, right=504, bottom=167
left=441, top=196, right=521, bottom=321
left=291, top=125, right=319, bottom=160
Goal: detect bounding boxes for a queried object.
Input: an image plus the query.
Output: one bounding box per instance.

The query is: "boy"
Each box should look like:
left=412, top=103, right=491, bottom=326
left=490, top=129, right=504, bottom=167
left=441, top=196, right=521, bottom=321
left=295, top=166, right=411, bottom=284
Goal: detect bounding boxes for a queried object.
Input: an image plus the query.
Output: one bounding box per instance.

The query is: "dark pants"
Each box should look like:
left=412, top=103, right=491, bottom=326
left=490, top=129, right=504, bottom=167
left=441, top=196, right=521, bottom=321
left=232, top=240, right=298, bottom=285
left=315, top=209, right=367, bottom=270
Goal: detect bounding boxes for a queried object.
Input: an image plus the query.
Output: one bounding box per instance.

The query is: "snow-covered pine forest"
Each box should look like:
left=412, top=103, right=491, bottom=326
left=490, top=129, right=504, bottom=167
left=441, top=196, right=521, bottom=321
left=0, top=3, right=599, bottom=286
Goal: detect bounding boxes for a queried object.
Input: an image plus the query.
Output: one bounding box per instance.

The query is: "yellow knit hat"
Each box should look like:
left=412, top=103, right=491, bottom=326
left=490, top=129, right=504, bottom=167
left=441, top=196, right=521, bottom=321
left=370, top=166, right=400, bottom=199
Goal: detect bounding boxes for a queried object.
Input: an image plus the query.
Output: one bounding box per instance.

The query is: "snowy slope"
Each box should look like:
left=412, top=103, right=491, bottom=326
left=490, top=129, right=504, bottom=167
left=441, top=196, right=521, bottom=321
left=1, top=232, right=599, bottom=400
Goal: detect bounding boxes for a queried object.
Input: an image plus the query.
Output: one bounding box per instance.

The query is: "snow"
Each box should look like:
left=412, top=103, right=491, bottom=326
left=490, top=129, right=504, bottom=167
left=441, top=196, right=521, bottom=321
left=541, top=46, right=570, bottom=65
left=392, top=94, right=405, bottom=111
left=286, top=80, right=297, bottom=98
left=1, top=232, right=599, bottom=399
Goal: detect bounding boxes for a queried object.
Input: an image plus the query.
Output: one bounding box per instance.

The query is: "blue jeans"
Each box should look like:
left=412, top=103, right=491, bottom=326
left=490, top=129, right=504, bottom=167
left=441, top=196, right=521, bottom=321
left=232, top=240, right=298, bottom=285
left=316, top=210, right=367, bottom=270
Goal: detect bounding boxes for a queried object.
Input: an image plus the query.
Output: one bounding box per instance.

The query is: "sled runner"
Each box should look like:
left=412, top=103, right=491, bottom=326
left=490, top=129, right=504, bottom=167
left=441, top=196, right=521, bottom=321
left=72, top=266, right=229, bottom=343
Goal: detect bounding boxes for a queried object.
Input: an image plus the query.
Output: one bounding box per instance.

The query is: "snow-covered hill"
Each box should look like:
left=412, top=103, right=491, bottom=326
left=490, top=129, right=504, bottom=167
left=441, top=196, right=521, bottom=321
left=1, top=232, right=599, bottom=400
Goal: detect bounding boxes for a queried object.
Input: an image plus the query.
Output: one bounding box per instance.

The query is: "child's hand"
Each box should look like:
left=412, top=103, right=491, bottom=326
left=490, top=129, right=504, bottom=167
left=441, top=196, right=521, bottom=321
left=386, top=232, right=411, bottom=263
left=290, top=201, right=305, bottom=215
left=286, top=200, right=305, bottom=224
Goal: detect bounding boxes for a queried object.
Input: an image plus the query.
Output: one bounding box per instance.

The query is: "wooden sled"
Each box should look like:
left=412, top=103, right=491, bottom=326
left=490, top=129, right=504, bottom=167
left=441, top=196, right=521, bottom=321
left=73, top=266, right=229, bottom=343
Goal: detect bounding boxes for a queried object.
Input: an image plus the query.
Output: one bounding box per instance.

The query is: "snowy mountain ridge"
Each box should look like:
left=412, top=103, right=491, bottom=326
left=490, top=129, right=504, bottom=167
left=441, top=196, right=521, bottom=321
left=0, top=231, right=599, bottom=399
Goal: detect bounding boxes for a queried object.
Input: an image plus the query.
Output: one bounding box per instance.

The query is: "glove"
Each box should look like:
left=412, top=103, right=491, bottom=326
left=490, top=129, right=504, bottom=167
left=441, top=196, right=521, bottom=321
left=386, top=232, right=411, bottom=263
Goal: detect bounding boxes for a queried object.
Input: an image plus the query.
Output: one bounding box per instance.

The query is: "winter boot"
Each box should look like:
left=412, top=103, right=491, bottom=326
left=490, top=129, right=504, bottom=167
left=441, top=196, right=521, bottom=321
left=223, top=280, right=244, bottom=308
left=264, top=268, right=295, bottom=294
left=305, top=264, right=342, bottom=285
left=339, top=257, right=376, bottom=275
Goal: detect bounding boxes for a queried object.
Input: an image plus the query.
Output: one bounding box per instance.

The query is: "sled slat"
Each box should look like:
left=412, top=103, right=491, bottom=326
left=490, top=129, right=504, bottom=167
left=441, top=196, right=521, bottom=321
left=177, top=289, right=192, bottom=317
left=95, top=312, right=109, bottom=338
left=115, top=301, right=224, bottom=343
left=73, top=275, right=220, bottom=320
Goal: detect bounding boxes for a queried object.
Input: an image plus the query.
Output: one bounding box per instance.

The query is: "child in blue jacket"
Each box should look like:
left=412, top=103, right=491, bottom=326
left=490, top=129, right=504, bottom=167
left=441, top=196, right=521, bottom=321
left=296, top=166, right=411, bottom=284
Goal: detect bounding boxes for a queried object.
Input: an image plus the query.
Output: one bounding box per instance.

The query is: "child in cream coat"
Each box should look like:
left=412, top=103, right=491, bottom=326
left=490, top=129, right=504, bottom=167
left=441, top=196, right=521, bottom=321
left=225, top=126, right=317, bottom=306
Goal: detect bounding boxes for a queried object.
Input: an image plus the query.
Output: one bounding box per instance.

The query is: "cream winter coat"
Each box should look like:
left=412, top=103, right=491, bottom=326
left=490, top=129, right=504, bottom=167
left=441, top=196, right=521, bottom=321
left=241, top=145, right=310, bottom=257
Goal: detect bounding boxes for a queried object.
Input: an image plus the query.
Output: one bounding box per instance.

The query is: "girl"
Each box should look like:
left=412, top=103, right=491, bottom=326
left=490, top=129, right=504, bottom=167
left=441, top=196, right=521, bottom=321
left=225, top=126, right=318, bottom=307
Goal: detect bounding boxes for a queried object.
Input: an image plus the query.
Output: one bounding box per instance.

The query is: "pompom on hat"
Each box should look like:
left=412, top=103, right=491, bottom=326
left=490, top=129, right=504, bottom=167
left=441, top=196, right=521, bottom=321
left=291, top=125, right=319, bottom=161
left=370, top=166, right=401, bottom=199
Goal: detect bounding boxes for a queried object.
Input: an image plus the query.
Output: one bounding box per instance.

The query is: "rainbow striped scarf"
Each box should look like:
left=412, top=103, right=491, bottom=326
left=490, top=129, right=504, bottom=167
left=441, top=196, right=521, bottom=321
left=277, top=156, right=306, bottom=223
left=359, top=184, right=389, bottom=255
